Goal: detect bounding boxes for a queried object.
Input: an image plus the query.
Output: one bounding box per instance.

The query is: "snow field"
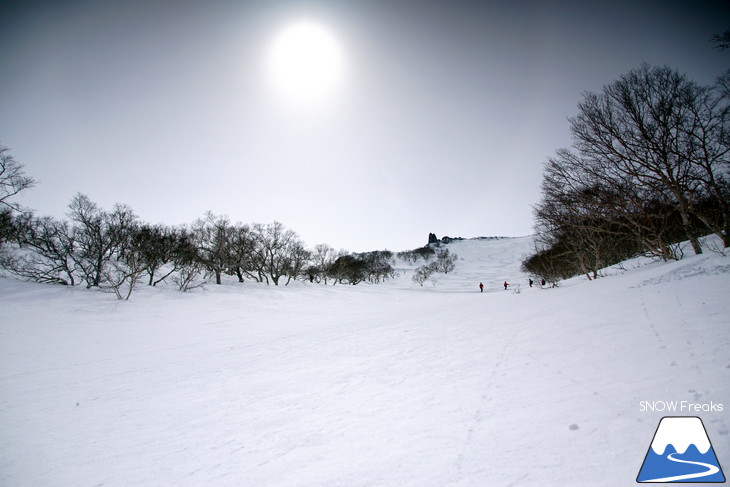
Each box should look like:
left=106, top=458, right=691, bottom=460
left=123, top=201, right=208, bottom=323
left=1, top=236, right=728, bottom=486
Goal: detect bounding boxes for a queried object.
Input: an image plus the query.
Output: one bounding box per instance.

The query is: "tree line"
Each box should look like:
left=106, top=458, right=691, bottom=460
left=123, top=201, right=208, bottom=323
left=1, top=143, right=463, bottom=299
left=0, top=189, right=409, bottom=299
left=523, top=63, right=729, bottom=283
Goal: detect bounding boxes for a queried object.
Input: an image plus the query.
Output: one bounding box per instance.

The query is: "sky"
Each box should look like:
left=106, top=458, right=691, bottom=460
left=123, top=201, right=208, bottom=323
left=1, top=0, right=728, bottom=252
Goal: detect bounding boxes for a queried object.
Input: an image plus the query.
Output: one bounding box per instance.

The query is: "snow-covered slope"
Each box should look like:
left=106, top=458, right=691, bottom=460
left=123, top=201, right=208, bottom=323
left=391, top=236, right=535, bottom=293
left=0, top=236, right=728, bottom=487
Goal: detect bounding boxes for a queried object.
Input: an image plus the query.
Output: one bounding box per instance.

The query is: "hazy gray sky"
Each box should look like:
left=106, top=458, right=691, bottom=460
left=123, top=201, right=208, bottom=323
left=1, top=0, right=728, bottom=251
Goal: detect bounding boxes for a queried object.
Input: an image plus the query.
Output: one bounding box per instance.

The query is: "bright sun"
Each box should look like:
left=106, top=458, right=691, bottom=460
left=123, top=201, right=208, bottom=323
left=266, top=21, right=346, bottom=108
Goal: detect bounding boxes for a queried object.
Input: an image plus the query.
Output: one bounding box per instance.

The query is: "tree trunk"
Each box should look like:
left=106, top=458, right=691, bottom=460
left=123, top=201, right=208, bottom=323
left=677, top=199, right=703, bottom=255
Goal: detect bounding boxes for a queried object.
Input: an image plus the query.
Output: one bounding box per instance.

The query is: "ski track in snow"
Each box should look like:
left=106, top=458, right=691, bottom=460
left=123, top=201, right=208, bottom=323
left=1, top=236, right=729, bottom=486
left=641, top=452, right=720, bottom=482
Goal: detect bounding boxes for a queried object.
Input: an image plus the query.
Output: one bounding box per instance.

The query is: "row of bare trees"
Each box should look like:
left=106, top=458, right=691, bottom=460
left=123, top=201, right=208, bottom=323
left=0, top=193, right=400, bottom=299
left=2, top=194, right=193, bottom=296
left=0, top=142, right=409, bottom=298
left=524, top=64, right=729, bottom=283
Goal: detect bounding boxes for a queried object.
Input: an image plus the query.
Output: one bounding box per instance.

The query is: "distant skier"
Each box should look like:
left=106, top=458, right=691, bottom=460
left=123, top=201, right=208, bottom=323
left=503, top=281, right=509, bottom=290
left=479, top=282, right=484, bottom=293
left=529, top=278, right=533, bottom=288
left=541, top=279, right=546, bottom=287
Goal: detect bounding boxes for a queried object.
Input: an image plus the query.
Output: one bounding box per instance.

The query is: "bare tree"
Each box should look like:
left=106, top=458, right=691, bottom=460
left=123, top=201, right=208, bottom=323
left=434, top=249, right=458, bottom=274
left=0, top=209, right=12, bottom=245
left=191, top=212, right=234, bottom=285
left=0, top=145, right=36, bottom=213
left=542, top=150, right=676, bottom=261
left=358, top=251, right=396, bottom=284
left=570, top=64, right=711, bottom=255
left=680, top=81, right=730, bottom=247
left=328, top=254, right=367, bottom=285
left=227, top=223, right=258, bottom=283
left=412, top=264, right=434, bottom=286
left=251, top=221, right=305, bottom=286
left=67, top=194, right=137, bottom=288
left=284, top=240, right=311, bottom=285
left=131, top=224, right=186, bottom=286
left=310, top=243, right=338, bottom=284
left=410, top=250, right=455, bottom=287
left=169, top=230, right=207, bottom=291
left=525, top=64, right=730, bottom=280
left=100, top=243, right=146, bottom=300
left=711, top=30, right=730, bottom=50
left=173, top=262, right=207, bottom=291
left=0, top=215, right=77, bottom=285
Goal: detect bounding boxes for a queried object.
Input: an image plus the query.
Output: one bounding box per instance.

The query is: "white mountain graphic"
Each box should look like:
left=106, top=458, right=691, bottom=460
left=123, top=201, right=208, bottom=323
left=650, top=417, right=711, bottom=455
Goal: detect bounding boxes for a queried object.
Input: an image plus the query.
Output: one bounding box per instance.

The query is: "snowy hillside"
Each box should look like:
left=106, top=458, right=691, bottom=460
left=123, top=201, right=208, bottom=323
left=1, top=236, right=728, bottom=486
left=391, top=237, right=534, bottom=293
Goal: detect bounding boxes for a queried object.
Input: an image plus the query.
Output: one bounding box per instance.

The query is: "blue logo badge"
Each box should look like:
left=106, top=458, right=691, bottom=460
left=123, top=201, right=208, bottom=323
left=637, top=416, right=725, bottom=483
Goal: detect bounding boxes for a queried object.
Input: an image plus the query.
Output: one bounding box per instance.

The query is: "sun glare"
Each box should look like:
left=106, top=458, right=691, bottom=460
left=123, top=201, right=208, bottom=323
left=266, top=20, right=346, bottom=108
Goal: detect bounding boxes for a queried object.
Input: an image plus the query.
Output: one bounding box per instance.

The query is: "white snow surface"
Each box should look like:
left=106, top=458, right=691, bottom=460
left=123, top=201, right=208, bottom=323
left=1, top=236, right=729, bottom=486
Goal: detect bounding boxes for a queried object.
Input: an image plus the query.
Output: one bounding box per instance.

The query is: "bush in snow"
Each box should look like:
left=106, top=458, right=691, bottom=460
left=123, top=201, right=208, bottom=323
left=412, top=249, right=458, bottom=286
left=100, top=248, right=147, bottom=300
left=434, top=249, right=457, bottom=274
left=412, top=264, right=434, bottom=286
